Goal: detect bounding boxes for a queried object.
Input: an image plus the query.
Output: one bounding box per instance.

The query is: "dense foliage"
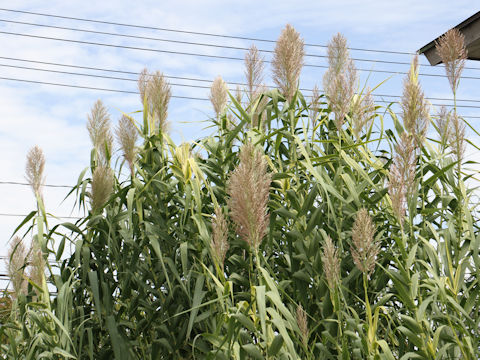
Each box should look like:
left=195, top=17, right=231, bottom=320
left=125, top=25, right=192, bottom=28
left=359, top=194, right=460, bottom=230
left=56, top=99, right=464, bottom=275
left=1, top=27, right=480, bottom=359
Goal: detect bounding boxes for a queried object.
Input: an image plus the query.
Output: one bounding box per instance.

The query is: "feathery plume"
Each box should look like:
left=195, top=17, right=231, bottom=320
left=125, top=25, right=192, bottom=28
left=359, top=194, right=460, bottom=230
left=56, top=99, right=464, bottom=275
left=87, top=100, right=113, bottom=166
left=235, top=85, right=243, bottom=105
left=388, top=133, right=416, bottom=227
left=28, top=242, right=45, bottom=293
left=245, top=44, right=265, bottom=104
left=435, top=28, right=467, bottom=94
left=436, top=106, right=452, bottom=148
left=138, top=68, right=171, bottom=132
left=25, top=145, right=45, bottom=198
left=323, top=33, right=358, bottom=130
left=448, top=113, right=466, bottom=164
left=296, top=304, right=309, bottom=346
left=351, top=209, right=379, bottom=275
left=227, top=143, right=271, bottom=250
left=211, top=207, right=229, bottom=270
left=321, top=236, right=340, bottom=290
left=272, top=24, right=305, bottom=103
left=400, top=56, right=429, bottom=147
left=210, top=76, right=229, bottom=118
left=6, top=236, right=28, bottom=298
left=90, top=166, right=114, bottom=212
left=351, top=89, right=375, bottom=139
left=116, top=115, right=138, bottom=176
left=309, top=85, right=321, bottom=128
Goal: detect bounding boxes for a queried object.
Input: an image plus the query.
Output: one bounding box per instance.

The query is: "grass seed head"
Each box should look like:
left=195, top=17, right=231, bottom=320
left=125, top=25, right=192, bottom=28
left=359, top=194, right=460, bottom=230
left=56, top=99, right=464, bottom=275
left=116, top=115, right=138, bottom=176
left=91, top=166, right=114, bottom=212
left=296, top=304, right=309, bottom=346
left=87, top=100, right=113, bottom=166
left=272, top=24, right=305, bottom=103
left=351, top=89, right=375, bottom=139
left=323, top=33, right=357, bottom=130
left=28, top=242, right=45, bottom=294
left=351, top=209, right=379, bottom=276
left=309, top=85, right=321, bottom=128
left=25, top=145, right=46, bottom=198
left=448, top=113, right=466, bottom=164
left=388, top=133, right=416, bottom=227
left=401, top=56, right=429, bottom=147
left=321, top=236, right=340, bottom=290
left=211, top=207, right=229, bottom=270
left=138, top=68, right=171, bottom=132
left=227, top=142, right=271, bottom=250
left=435, top=28, right=467, bottom=94
left=210, top=76, right=229, bottom=118
left=6, top=236, right=28, bottom=299
left=245, top=44, right=265, bottom=104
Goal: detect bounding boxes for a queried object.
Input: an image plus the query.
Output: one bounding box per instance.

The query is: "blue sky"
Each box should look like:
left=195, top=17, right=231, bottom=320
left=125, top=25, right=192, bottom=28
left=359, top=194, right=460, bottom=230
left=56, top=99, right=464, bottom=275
left=1, top=0, right=479, bottom=283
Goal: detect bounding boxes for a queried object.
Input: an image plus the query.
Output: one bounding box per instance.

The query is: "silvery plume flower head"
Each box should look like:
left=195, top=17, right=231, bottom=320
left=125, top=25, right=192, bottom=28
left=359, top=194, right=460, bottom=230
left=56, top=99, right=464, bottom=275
left=323, top=33, right=358, bottom=131
left=321, top=236, right=340, bottom=290
left=244, top=44, right=265, bottom=105
left=116, top=115, right=138, bottom=176
left=90, top=166, right=114, bottom=212
left=435, top=28, right=467, bottom=94
left=209, top=76, right=229, bottom=119
left=87, top=100, right=113, bottom=166
left=25, top=145, right=46, bottom=198
left=138, top=68, right=172, bottom=133
left=227, top=142, right=271, bottom=251
left=272, top=24, right=305, bottom=104
left=400, top=56, right=429, bottom=148
left=351, top=209, right=379, bottom=276
left=211, top=207, right=229, bottom=270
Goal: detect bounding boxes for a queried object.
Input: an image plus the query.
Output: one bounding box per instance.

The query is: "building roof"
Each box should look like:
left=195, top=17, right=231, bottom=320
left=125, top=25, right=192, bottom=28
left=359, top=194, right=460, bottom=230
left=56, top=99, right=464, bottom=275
left=418, top=11, right=480, bottom=64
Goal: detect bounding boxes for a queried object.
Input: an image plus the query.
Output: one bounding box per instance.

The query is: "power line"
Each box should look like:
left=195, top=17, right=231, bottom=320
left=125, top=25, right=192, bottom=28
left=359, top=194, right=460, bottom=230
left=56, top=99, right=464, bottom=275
left=3, top=56, right=480, bottom=104
left=1, top=18, right=470, bottom=70
left=0, top=181, right=71, bottom=188
left=3, top=76, right=480, bottom=114
left=2, top=30, right=480, bottom=80
left=0, top=7, right=416, bottom=55
left=0, top=213, right=81, bottom=219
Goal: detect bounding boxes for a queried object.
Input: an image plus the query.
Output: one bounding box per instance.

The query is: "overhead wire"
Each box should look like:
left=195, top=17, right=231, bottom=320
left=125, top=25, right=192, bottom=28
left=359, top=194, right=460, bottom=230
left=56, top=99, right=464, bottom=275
left=3, top=61, right=480, bottom=105
left=0, top=7, right=416, bottom=55
left=2, top=18, right=474, bottom=70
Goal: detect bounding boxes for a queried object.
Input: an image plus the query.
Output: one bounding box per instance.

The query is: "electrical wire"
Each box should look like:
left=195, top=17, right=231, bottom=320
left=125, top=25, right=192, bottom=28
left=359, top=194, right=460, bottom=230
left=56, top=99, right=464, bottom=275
left=0, top=56, right=480, bottom=102
left=3, top=75, right=480, bottom=110
left=2, top=30, right=480, bottom=80
left=0, top=181, right=71, bottom=188
left=1, top=18, right=470, bottom=70
left=0, top=7, right=416, bottom=55
left=3, top=62, right=480, bottom=105
left=0, top=212, right=81, bottom=219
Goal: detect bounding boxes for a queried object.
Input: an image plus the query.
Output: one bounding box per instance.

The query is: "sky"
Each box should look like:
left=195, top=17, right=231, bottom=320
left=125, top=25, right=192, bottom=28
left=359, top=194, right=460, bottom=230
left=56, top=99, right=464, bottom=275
left=1, top=0, right=479, bottom=285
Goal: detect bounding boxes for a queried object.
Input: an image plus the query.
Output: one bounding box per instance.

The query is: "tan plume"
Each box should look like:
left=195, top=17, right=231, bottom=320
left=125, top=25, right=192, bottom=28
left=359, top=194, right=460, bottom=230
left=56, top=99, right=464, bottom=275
left=435, top=28, right=467, bottom=94
left=245, top=44, right=265, bottom=105
left=272, top=24, right=305, bottom=103
left=296, top=304, right=309, bottom=346
left=351, top=89, right=375, bottom=139
left=138, top=68, right=171, bottom=132
left=321, top=236, right=340, bottom=290
left=91, top=166, right=114, bottom=212
left=400, top=56, right=429, bottom=147
left=87, top=100, right=113, bottom=166
left=211, top=207, right=229, bottom=270
left=323, top=33, right=358, bottom=130
left=309, top=85, right=321, bottom=128
left=388, top=133, right=416, bottom=227
left=116, top=115, right=138, bottom=176
left=351, top=209, right=379, bottom=275
left=6, top=236, right=28, bottom=298
left=25, top=145, right=45, bottom=198
left=227, top=142, right=271, bottom=250
left=210, top=76, right=229, bottom=118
